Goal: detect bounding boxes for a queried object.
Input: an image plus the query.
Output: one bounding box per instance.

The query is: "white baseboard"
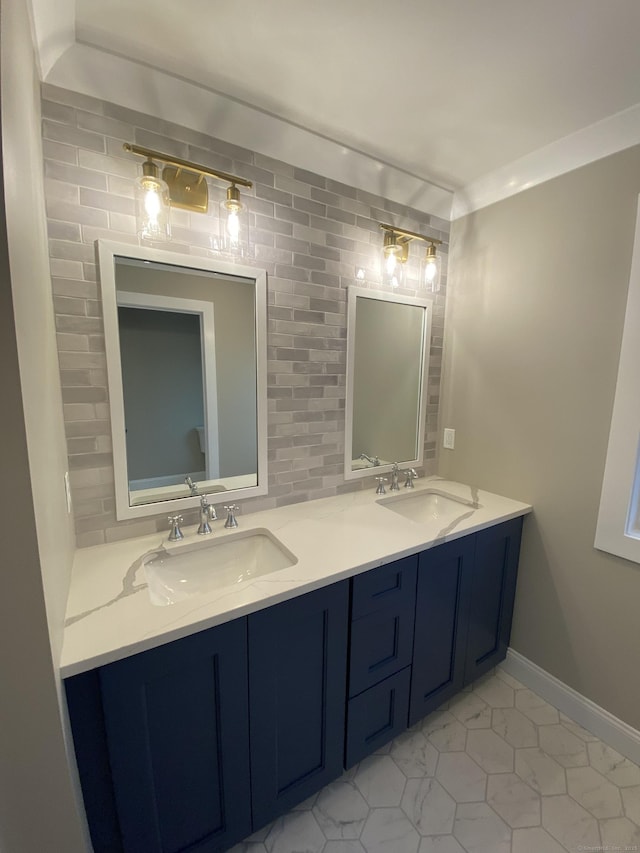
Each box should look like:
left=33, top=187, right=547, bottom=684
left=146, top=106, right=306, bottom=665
left=501, top=648, right=640, bottom=766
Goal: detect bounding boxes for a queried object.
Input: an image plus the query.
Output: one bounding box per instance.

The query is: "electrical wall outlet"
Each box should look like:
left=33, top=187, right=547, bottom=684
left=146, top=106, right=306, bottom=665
left=64, top=471, right=72, bottom=513
left=443, top=428, right=456, bottom=450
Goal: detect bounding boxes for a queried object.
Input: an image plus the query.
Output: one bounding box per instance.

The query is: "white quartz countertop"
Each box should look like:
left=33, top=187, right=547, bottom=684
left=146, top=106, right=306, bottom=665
left=61, top=477, right=532, bottom=678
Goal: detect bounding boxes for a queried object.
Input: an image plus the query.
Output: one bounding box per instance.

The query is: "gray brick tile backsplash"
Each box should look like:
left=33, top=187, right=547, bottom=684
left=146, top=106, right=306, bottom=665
left=52, top=278, right=98, bottom=299
left=274, top=204, right=309, bottom=226
left=41, top=87, right=448, bottom=546
left=43, top=120, right=106, bottom=153
left=76, top=111, right=133, bottom=141
left=43, top=139, right=78, bottom=165
left=255, top=213, right=294, bottom=236
left=293, top=196, right=326, bottom=217
left=48, top=220, right=82, bottom=242
left=48, top=199, right=109, bottom=228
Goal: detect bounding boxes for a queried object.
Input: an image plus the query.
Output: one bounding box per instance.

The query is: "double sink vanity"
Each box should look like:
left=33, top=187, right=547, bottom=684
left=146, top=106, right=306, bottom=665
left=62, top=243, right=531, bottom=852
left=63, top=479, right=531, bottom=853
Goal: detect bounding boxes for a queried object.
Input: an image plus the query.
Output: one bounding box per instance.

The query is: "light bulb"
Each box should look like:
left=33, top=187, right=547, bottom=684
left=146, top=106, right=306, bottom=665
left=424, top=259, right=437, bottom=283
left=381, top=230, right=406, bottom=288
left=143, top=183, right=162, bottom=221
left=226, top=208, right=240, bottom=243
left=382, top=249, right=403, bottom=288
left=385, top=251, right=398, bottom=276
left=421, top=245, right=441, bottom=292
left=219, top=184, right=249, bottom=257
left=135, top=161, right=170, bottom=242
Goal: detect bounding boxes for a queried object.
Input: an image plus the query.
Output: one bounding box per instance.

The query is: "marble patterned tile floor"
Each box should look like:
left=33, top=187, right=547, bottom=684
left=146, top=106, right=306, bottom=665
left=229, top=666, right=640, bottom=853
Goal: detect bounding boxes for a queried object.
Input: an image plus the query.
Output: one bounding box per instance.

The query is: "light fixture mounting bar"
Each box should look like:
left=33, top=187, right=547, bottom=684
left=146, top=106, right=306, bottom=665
left=378, top=222, right=443, bottom=247
left=123, top=143, right=253, bottom=189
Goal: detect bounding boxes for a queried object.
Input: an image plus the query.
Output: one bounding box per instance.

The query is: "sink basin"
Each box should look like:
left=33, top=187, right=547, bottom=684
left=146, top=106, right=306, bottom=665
left=143, top=529, right=298, bottom=606
left=377, top=488, right=479, bottom=525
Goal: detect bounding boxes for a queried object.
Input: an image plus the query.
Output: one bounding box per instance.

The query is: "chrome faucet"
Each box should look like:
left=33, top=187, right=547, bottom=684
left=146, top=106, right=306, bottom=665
left=360, top=452, right=381, bottom=467
left=167, top=515, right=184, bottom=541
left=185, top=476, right=199, bottom=496
left=224, top=505, right=239, bottom=528
left=390, top=463, right=401, bottom=491
left=375, top=476, right=388, bottom=495
left=197, top=495, right=217, bottom=535
left=404, top=468, right=418, bottom=489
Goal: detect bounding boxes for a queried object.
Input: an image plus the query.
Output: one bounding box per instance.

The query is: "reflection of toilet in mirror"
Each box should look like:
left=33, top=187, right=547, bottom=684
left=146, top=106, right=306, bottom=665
left=196, top=426, right=206, bottom=454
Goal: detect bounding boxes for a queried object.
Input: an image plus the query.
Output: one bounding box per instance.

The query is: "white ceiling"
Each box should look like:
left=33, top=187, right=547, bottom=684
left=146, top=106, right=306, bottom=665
left=31, top=0, right=640, bottom=215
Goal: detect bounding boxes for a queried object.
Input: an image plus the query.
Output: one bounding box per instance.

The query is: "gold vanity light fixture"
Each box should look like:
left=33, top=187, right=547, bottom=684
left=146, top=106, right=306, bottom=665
left=124, top=143, right=253, bottom=256
left=379, top=223, right=443, bottom=292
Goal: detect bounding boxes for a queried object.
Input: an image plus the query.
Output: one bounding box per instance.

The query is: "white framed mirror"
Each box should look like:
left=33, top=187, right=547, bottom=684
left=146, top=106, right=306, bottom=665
left=98, top=241, right=268, bottom=520
left=344, top=287, right=432, bottom=481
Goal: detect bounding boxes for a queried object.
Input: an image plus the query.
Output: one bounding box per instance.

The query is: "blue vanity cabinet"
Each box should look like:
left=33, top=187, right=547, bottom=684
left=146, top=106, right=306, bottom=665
left=65, top=515, right=525, bottom=852
left=345, top=556, right=417, bottom=766
left=463, top=516, right=523, bottom=685
left=66, top=618, right=252, bottom=853
left=409, top=516, right=525, bottom=726
left=248, top=580, right=349, bottom=829
left=408, top=536, right=475, bottom=726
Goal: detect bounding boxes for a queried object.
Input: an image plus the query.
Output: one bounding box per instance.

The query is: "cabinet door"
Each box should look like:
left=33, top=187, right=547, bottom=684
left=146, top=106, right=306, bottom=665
left=98, top=619, right=251, bottom=853
left=464, top=517, right=523, bottom=685
left=249, top=581, right=349, bottom=829
left=409, top=537, right=474, bottom=726
left=345, top=667, right=411, bottom=768
left=349, top=603, right=415, bottom=697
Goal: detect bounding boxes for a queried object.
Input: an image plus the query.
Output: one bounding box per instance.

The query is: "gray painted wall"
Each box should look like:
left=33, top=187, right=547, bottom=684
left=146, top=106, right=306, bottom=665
left=0, top=0, right=88, bottom=847
left=440, top=146, right=640, bottom=729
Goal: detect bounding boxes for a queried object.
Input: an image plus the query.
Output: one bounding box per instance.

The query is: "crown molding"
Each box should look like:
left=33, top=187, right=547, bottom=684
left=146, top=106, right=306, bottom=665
left=453, top=102, right=640, bottom=219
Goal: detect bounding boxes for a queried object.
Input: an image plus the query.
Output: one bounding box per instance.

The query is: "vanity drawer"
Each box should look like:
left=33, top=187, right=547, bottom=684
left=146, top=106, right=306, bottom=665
left=345, top=667, right=411, bottom=768
left=349, top=602, right=415, bottom=697
left=351, top=554, right=418, bottom=620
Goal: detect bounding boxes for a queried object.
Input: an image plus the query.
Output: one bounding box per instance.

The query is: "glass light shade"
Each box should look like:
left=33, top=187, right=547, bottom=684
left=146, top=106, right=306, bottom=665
left=219, top=186, right=250, bottom=258
left=421, top=249, right=441, bottom=292
left=134, top=172, right=171, bottom=242
left=381, top=247, right=405, bottom=289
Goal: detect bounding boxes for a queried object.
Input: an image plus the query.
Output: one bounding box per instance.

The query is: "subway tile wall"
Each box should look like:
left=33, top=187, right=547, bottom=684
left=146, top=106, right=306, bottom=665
left=41, top=84, right=450, bottom=547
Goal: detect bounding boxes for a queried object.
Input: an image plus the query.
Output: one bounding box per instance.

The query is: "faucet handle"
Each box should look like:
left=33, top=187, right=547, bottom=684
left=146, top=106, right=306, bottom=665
left=375, top=476, right=388, bottom=495
left=404, top=468, right=418, bottom=489
left=167, top=515, right=184, bottom=541
left=223, top=505, right=239, bottom=529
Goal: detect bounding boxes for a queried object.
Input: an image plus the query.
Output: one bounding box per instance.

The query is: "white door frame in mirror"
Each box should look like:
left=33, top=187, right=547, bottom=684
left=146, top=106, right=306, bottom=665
left=117, top=290, right=221, bottom=482
left=98, top=240, right=268, bottom=520
left=344, top=286, right=432, bottom=482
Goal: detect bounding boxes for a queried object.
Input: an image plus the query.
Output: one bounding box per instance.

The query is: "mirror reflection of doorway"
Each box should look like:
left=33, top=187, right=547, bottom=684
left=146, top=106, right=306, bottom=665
left=117, top=292, right=220, bottom=490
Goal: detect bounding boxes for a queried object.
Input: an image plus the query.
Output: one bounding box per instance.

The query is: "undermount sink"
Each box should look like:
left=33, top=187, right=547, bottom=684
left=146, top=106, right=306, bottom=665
left=143, top=529, right=298, bottom=606
left=377, top=487, right=480, bottom=525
